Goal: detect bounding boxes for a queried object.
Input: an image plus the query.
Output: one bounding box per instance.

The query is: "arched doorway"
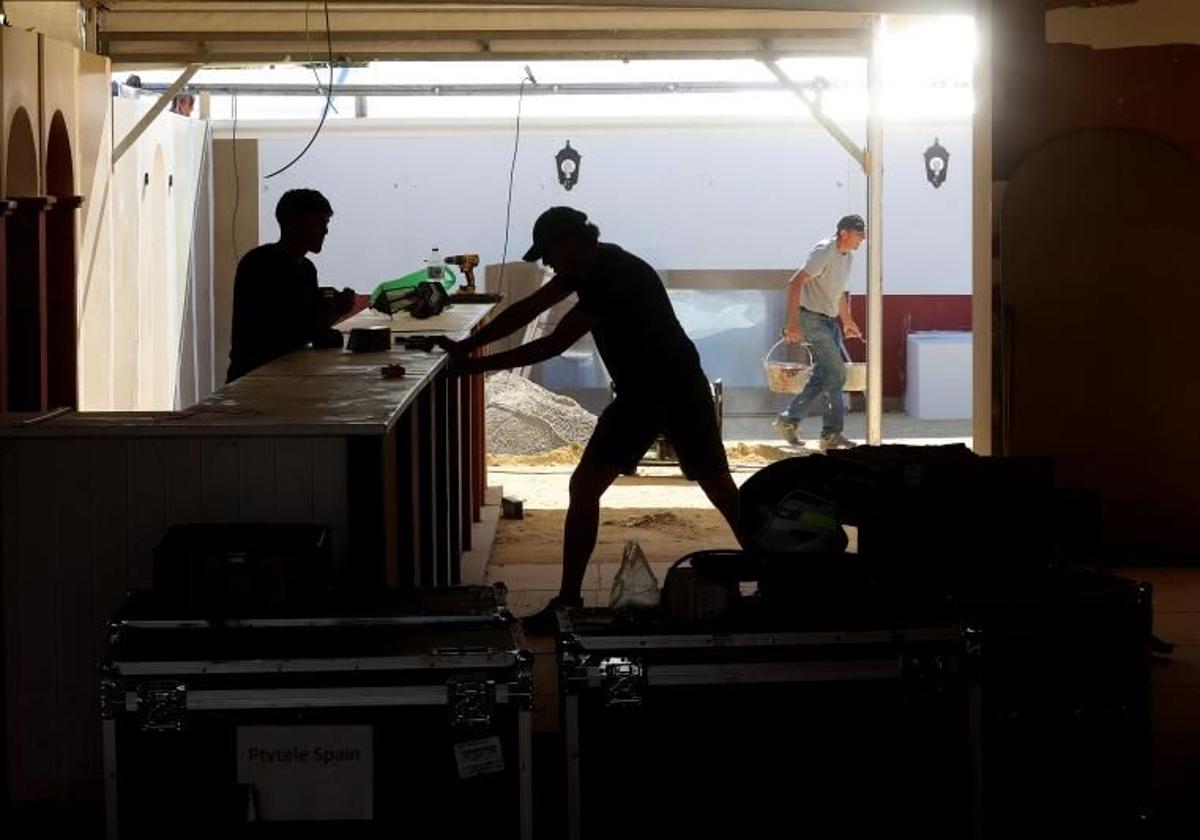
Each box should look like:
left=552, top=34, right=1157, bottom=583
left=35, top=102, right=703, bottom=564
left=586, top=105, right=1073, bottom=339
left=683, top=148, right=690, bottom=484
left=4, top=106, right=48, bottom=412
left=45, top=110, right=82, bottom=409
left=1001, top=128, right=1200, bottom=561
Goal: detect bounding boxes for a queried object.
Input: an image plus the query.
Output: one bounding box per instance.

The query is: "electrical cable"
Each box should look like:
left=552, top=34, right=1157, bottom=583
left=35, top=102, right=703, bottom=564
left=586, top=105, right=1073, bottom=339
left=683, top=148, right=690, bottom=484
left=265, top=0, right=334, bottom=179
left=231, top=89, right=240, bottom=266
left=304, top=0, right=337, bottom=113
left=495, top=66, right=537, bottom=290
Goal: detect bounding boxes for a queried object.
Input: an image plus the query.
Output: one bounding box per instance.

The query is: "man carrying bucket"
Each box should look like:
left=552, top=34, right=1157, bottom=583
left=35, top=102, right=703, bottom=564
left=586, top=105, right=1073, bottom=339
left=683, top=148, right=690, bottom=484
left=773, top=214, right=865, bottom=450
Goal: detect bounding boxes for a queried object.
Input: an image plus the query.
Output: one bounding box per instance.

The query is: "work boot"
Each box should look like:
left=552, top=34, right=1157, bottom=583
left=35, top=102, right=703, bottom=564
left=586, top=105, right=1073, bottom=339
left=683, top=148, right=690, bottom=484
left=772, top=417, right=803, bottom=447
left=521, top=594, right=583, bottom=637
left=819, top=432, right=857, bottom=450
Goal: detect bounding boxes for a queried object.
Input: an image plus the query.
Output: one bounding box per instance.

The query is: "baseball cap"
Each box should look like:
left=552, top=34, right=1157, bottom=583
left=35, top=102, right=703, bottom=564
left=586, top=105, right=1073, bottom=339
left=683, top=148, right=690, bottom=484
left=522, top=206, right=589, bottom=262
left=837, top=214, right=866, bottom=233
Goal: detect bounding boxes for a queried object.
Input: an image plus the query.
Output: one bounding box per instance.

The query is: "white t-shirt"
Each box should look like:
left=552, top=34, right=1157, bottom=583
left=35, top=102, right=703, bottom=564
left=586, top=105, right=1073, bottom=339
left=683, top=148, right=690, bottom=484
left=798, top=236, right=852, bottom=318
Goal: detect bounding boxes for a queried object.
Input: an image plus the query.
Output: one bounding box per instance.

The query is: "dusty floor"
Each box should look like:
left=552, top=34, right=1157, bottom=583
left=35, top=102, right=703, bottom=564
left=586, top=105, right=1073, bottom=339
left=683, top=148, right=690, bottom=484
left=485, top=413, right=964, bottom=612
left=482, top=423, right=1200, bottom=832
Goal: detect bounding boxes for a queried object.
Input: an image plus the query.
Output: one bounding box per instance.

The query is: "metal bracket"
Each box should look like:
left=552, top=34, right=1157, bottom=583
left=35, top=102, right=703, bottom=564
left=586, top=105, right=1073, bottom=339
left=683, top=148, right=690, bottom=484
left=510, top=650, right=535, bottom=708
left=600, top=657, right=646, bottom=708
left=447, top=676, right=496, bottom=730
left=99, top=666, right=125, bottom=720
left=901, top=652, right=960, bottom=706
left=137, top=681, right=188, bottom=732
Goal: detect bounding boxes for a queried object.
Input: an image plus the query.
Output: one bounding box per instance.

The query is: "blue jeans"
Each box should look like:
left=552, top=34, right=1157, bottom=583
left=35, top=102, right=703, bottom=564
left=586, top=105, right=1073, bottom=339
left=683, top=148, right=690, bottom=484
left=778, top=309, right=846, bottom=437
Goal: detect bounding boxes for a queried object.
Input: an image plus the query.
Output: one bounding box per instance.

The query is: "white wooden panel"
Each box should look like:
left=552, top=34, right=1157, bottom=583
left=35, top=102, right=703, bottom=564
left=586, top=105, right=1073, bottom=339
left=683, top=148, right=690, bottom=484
left=52, top=438, right=101, bottom=807
left=127, top=439, right=168, bottom=589
left=163, top=437, right=204, bottom=525
left=310, top=437, right=349, bottom=566
left=3, top=440, right=57, bottom=801
left=272, top=438, right=314, bottom=523
left=200, top=437, right=241, bottom=520
left=237, top=437, right=277, bottom=520
left=89, top=438, right=133, bottom=622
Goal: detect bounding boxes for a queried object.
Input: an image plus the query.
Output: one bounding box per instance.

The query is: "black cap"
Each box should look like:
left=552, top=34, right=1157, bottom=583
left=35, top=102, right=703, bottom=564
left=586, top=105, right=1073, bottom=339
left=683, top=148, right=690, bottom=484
left=837, top=214, right=866, bottom=233
left=522, top=206, right=589, bottom=262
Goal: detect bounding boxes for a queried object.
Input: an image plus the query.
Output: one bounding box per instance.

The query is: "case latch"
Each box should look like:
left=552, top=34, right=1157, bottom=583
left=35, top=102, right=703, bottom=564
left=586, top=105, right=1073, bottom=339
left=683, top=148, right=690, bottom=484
left=447, top=676, right=496, bottom=730
left=601, top=657, right=646, bottom=707
left=137, top=680, right=187, bottom=732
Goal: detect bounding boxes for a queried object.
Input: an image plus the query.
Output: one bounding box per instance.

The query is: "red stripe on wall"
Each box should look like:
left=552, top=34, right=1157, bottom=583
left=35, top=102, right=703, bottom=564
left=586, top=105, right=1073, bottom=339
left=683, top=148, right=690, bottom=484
left=846, top=294, right=972, bottom=399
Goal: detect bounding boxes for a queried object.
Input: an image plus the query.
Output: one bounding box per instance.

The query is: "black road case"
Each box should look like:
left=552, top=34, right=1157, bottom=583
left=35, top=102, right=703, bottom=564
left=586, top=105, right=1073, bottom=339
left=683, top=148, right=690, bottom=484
left=557, top=608, right=980, bottom=840
left=101, top=587, right=531, bottom=840
left=953, top=569, right=1153, bottom=838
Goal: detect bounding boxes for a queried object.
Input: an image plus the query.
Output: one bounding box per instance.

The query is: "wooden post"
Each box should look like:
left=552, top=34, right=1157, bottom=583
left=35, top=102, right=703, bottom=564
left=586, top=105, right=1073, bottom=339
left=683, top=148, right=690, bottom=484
left=0, top=201, right=14, bottom=412
left=5, top=196, right=54, bottom=411
left=47, top=195, right=83, bottom=409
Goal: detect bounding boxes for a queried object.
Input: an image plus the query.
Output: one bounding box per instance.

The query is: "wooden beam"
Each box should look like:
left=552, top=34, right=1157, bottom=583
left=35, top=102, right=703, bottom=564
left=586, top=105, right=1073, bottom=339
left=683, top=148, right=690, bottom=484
left=762, top=58, right=865, bottom=170
left=865, top=15, right=884, bottom=446
left=112, top=63, right=201, bottom=164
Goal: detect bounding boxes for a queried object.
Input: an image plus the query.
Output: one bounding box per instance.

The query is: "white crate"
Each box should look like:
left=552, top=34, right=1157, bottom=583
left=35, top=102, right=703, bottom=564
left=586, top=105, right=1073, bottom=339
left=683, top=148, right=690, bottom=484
left=906, top=331, right=972, bottom=420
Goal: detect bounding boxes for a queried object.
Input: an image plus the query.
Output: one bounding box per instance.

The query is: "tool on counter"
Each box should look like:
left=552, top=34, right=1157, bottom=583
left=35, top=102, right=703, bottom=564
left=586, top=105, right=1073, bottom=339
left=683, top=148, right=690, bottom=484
left=347, top=325, right=391, bottom=353
left=369, top=265, right=459, bottom=316
left=395, top=335, right=438, bottom=352
left=443, top=253, right=479, bottom=292
left=380, top=364, right=406, bottom=380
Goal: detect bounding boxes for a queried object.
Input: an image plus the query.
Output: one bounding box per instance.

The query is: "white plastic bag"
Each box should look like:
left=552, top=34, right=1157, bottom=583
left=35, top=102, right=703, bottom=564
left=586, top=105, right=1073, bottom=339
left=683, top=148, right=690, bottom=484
left=608, top=541, right=660, bottom=610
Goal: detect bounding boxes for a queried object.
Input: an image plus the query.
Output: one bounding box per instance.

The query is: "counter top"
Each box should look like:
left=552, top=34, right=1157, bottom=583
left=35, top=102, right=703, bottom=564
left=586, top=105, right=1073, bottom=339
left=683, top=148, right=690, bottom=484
left=0, top=303, right=495, bottom=438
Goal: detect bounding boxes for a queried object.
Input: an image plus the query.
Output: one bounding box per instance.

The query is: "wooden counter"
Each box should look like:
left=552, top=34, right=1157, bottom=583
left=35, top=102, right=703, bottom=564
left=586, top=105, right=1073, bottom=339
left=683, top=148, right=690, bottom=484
left=0, top=301, right=496, bottom=811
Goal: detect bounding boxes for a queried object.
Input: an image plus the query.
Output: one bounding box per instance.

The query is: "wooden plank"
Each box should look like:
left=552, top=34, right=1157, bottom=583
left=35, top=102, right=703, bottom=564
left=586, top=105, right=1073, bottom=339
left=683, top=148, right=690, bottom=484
left=380, top=430, right=401, bottom=588
left=272, top=438, right=314, bottom=523
left=127, top=439, right=168, bottom=590
left=211, top=138, right=258, bottom=379
left=346, top=436, right=385, bottom=589
left=88, top=439, right=132, bottom=641
left=394, top=408, right=421, bottom=588
left=163, top=437, right=204, bottom=525
left=4, top=440, right=57, bottom=802
left=433, top=377, right=452, bottom=586
left=200, top=438, right=241, bottom=520
left=52, top=438, right=100, bottom=807
left=0, top=211, right=9, bottom=412
left=310, top=437, right=350, bottom=575
left=446, top=371, right=463, bottom=584
left=660, top=268, right=792, bottom=290
left=237, top=437, right=277, bottom=521
left=337, top=302, right=494, bottom=336
left=416, top=384, right=437, bottom=588
left=459, top=372, right=474, bottom=546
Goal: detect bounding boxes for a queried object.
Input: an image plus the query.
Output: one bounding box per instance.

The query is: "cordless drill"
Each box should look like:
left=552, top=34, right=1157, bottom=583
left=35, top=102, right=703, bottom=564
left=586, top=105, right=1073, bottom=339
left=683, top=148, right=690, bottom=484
left=444, top=254, right=479, bottom=292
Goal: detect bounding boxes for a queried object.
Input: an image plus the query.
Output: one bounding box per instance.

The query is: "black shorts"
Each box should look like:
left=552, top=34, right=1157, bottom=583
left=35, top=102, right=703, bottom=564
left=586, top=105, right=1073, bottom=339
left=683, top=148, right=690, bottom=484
left=582, top=377, right=729, bottom=480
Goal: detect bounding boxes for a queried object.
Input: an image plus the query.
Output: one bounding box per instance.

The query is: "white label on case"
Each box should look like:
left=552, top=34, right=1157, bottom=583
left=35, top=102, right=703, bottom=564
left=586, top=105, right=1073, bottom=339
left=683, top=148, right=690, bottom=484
left=236, top=725, right=373, bottom=821
left=454, top=735, right=505, bottom=779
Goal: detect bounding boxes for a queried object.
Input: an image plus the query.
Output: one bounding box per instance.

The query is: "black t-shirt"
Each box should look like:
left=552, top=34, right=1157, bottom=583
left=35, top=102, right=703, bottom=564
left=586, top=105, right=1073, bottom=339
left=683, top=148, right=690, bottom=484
left=551, top=243, right=703, bottom=397
left=226, top=244, right=328, bottom=382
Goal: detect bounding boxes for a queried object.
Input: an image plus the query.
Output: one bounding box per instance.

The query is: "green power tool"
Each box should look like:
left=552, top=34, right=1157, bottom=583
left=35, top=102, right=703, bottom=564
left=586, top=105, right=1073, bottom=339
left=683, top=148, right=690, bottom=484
left=370, top=266, right=458, bottom=316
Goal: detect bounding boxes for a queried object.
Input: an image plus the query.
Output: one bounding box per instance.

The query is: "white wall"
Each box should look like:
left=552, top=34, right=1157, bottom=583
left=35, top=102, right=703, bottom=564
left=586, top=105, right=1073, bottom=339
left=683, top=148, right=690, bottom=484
left=248, top=118, right=971, bottom=297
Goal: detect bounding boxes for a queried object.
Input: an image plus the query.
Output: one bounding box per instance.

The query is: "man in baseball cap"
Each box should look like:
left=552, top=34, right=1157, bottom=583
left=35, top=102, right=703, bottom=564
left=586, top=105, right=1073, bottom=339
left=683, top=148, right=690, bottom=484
left=774, top=214, right=866, bottom=450
left=436, top=207, right=741, bottom=633
left=521, top=205, right=590, bottom=262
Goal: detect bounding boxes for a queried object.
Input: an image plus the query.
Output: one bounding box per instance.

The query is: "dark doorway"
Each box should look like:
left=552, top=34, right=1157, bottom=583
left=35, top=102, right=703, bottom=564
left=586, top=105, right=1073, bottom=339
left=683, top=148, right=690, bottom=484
left=46, top=110, right=82, bottom=409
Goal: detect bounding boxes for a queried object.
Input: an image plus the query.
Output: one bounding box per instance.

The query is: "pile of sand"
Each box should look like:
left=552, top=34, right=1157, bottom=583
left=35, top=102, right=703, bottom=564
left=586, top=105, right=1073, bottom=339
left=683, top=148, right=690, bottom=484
left=485, top=372, right=597, bottom=456
left=725, top=442, right=791, bottom=463
left=487, top=443, right=584, bottom=467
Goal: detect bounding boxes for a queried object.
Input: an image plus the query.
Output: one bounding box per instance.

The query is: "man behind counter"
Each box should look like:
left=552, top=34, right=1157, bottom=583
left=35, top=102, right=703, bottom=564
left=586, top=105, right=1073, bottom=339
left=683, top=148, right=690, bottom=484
left=226, top=188, right=359, bottom=383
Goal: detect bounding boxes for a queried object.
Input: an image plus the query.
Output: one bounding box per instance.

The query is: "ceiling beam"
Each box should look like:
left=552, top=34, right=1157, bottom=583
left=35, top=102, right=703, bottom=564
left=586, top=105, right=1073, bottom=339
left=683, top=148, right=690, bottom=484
left=101, top=1, right=972, bottom=12
left=136, top=79, right=823, bottom=96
